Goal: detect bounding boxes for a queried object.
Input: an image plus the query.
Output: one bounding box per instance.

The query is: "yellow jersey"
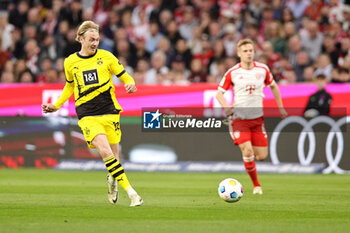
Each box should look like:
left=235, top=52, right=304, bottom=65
left=62, top=49, right=133, bottom=119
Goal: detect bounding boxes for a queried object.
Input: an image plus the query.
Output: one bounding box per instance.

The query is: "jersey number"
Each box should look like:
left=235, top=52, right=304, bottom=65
left=83, top=69, right=99, bottom=86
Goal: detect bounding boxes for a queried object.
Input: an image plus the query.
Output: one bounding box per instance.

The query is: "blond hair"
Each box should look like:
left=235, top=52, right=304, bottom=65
left=75, top=21, right=99, bottom=42
left=237, top=39, right=254, bottom=49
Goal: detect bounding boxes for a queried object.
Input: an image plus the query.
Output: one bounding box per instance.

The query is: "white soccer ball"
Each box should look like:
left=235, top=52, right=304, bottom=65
left=218, top=178, right=243, bottom=203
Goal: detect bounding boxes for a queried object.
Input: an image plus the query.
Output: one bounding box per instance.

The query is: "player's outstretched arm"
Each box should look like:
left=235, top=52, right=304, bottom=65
left=270, top=82, right=287, bottom=119
left=216, top=90, right=234, bottom=116
left=42, top=82, right=74, bottom=114
left=119, top=73, right=137, bottom=94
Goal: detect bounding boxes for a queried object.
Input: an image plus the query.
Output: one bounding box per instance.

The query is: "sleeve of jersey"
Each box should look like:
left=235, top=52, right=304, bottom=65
left=110, top=54, right=135, bottom=84
left=264, top=67, right=275, bottom=86
left=218, top=72, right=233, bottom=92
left=54, top=81, right=74, bottom=109
left=63, top=58, right=74, bottom=83
left=54, top=60, right=74, bottom=109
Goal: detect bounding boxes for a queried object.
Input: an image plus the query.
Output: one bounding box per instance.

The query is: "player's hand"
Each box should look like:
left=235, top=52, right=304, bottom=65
left=280, top=107, right=288, bottom=119
left=41, top=104, right=57, bottom=113
left=125, top=84, right=137, bottom=93
left=224, top=107, right=234, bottom=117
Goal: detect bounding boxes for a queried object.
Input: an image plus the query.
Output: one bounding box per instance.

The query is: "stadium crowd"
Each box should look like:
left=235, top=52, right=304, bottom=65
left=0, top=0, right=349, bottom=85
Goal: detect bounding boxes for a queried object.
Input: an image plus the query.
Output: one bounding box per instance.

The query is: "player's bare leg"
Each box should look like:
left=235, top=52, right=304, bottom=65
left=253, top=146, right=268, bottom=161
left=239, top=141, right=262, bottom=194
left=93, top=134, right=143, bottom=206
left=106, top=144, right=120, bottom=204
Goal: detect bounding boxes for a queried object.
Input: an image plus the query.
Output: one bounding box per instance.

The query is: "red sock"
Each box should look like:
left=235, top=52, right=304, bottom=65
left=243, top=156, right=261, bottom=187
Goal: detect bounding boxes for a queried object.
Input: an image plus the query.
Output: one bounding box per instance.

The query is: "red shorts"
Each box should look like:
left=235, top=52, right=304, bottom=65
left=229, top=116, right=268, bottom=146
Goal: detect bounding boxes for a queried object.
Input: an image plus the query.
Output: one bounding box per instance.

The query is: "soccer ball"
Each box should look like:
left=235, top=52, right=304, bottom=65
left=218, top=178, right=243, bottom=203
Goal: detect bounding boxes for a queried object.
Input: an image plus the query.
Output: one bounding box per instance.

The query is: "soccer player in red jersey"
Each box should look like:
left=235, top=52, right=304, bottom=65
left=216, top=39, right=288, bottom=194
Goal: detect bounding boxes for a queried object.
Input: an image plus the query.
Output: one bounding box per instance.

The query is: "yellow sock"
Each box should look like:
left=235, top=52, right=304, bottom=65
left=104, top=155, right=131, bottom=191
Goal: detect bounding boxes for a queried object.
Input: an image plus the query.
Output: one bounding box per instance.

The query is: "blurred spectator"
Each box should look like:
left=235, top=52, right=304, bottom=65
left=304, top=0, right=325, bottom=22
left=300, top=20, right=323, bottom=62
left=338, top=68, right=350, bottom=83
left=287, top=0, right=309, bottom=21
left=339, top=37, right=350, bottom=67
left=98, top=32, right=114, bottom=52
left=192, top=34, right=214, bottom=68
left=294, top=51, right=312, bottom=82
left=63, top=27, right=81, bottom=58
left=332, top=68, right=350, bottom=83
left=0, top=11, right=14, bottom=51
left=158, top=9, right=172, bottom=34
left=8, top=0, right=29, bottom=29
left=82, top=7, right=94, bottom=22
left=145, top=21, right=163, bottom=53
left=222, top=23, right=240, bottom=57
left=249, top=0, right=266, bottom=21
left=314, top=54, right=333, bottom=80
left=157, top=37, right=174, bottom=66
left=18, top=69, right=35, bottom=83
left=172, top=38, right=192, bottom=70
left=115, top=39, right=134, bottom=67
left=265, top=20, right=286, bottom=55
left=0, top=37, right=10, bottom=71
left=218, top=0, right=245, bottom=20
left=144, top=50, right=169, bottom=84
left=14, top=59, right=27, bottom=81
left=209, top=58, right=226, bottom=83
left=271, top=0, right=284, bottom=20
left=133, top=8, right=150, bottom=40
left=169, top=55, right=190, bottom=79
left=179, top=6, right=198, bottom=41
left=102, top=7, right=120, bottom=40
left=132, top=37, right=150, bottom=69
left=322, top=34, right=340, bottom=67
left=120, top=9, right=135, bottom=41
left=3, top=60, right=14, bottom=73
left=342, top=5, right=350, bottom=31
left=259, top=7, right=274, bottom=39
left=24, top=39, right=41, bottom=75
left=283, top=22, right=297, bottom=41
left=208, top=21, right=222, bottom=44
left=281, top=7, right=295, bottom=25
left=328, top=0, right=344, bottom=23
left=132, top=58, right=150, bottom=84
left=261, top=41, right=281, bottom=69
left=174, top=0, right=189, bottom=24
left=1, top=71, right=15, bottom=83
left=41, top=9, right=58, bottom=34
left=304, top=74, right=332, bottom=117
left=329, top=20, right=347, bottom=44
left=187, top=25, right=202, bottom=55
left=165, top=20, right=183, bottom=48
left=40, top=32, right=59, bottom=62
left=59, top=0, right=82, bottom=27
left=188, top=58, right=207, bottom=83
left=303, top=66, right=316, bottom=82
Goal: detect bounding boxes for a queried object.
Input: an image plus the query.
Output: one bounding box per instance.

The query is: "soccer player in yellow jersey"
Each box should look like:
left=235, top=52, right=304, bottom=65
left=41, top=21, right=143, bottom=207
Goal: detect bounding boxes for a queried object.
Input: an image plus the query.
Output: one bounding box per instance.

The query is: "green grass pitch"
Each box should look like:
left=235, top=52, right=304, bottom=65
left=0, top=169, right=349, bottom=233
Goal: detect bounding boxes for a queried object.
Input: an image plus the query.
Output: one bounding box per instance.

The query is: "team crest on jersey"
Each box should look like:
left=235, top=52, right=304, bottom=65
left=84, top=127, right=90, bottom=136
left=97, top=58, right=103, bottom=65
left=255, top=73, right=261, bottom=80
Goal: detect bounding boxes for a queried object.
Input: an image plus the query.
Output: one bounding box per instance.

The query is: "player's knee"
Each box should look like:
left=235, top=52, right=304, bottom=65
left=98, top=146, right=113, bottom=158
left=256, top=153, right=268, bottom=161
left=242, top=147, right=254, bottom=157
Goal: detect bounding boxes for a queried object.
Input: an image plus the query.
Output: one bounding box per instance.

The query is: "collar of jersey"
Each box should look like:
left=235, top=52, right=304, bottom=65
left=77, top=49, right=98, bottom=59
